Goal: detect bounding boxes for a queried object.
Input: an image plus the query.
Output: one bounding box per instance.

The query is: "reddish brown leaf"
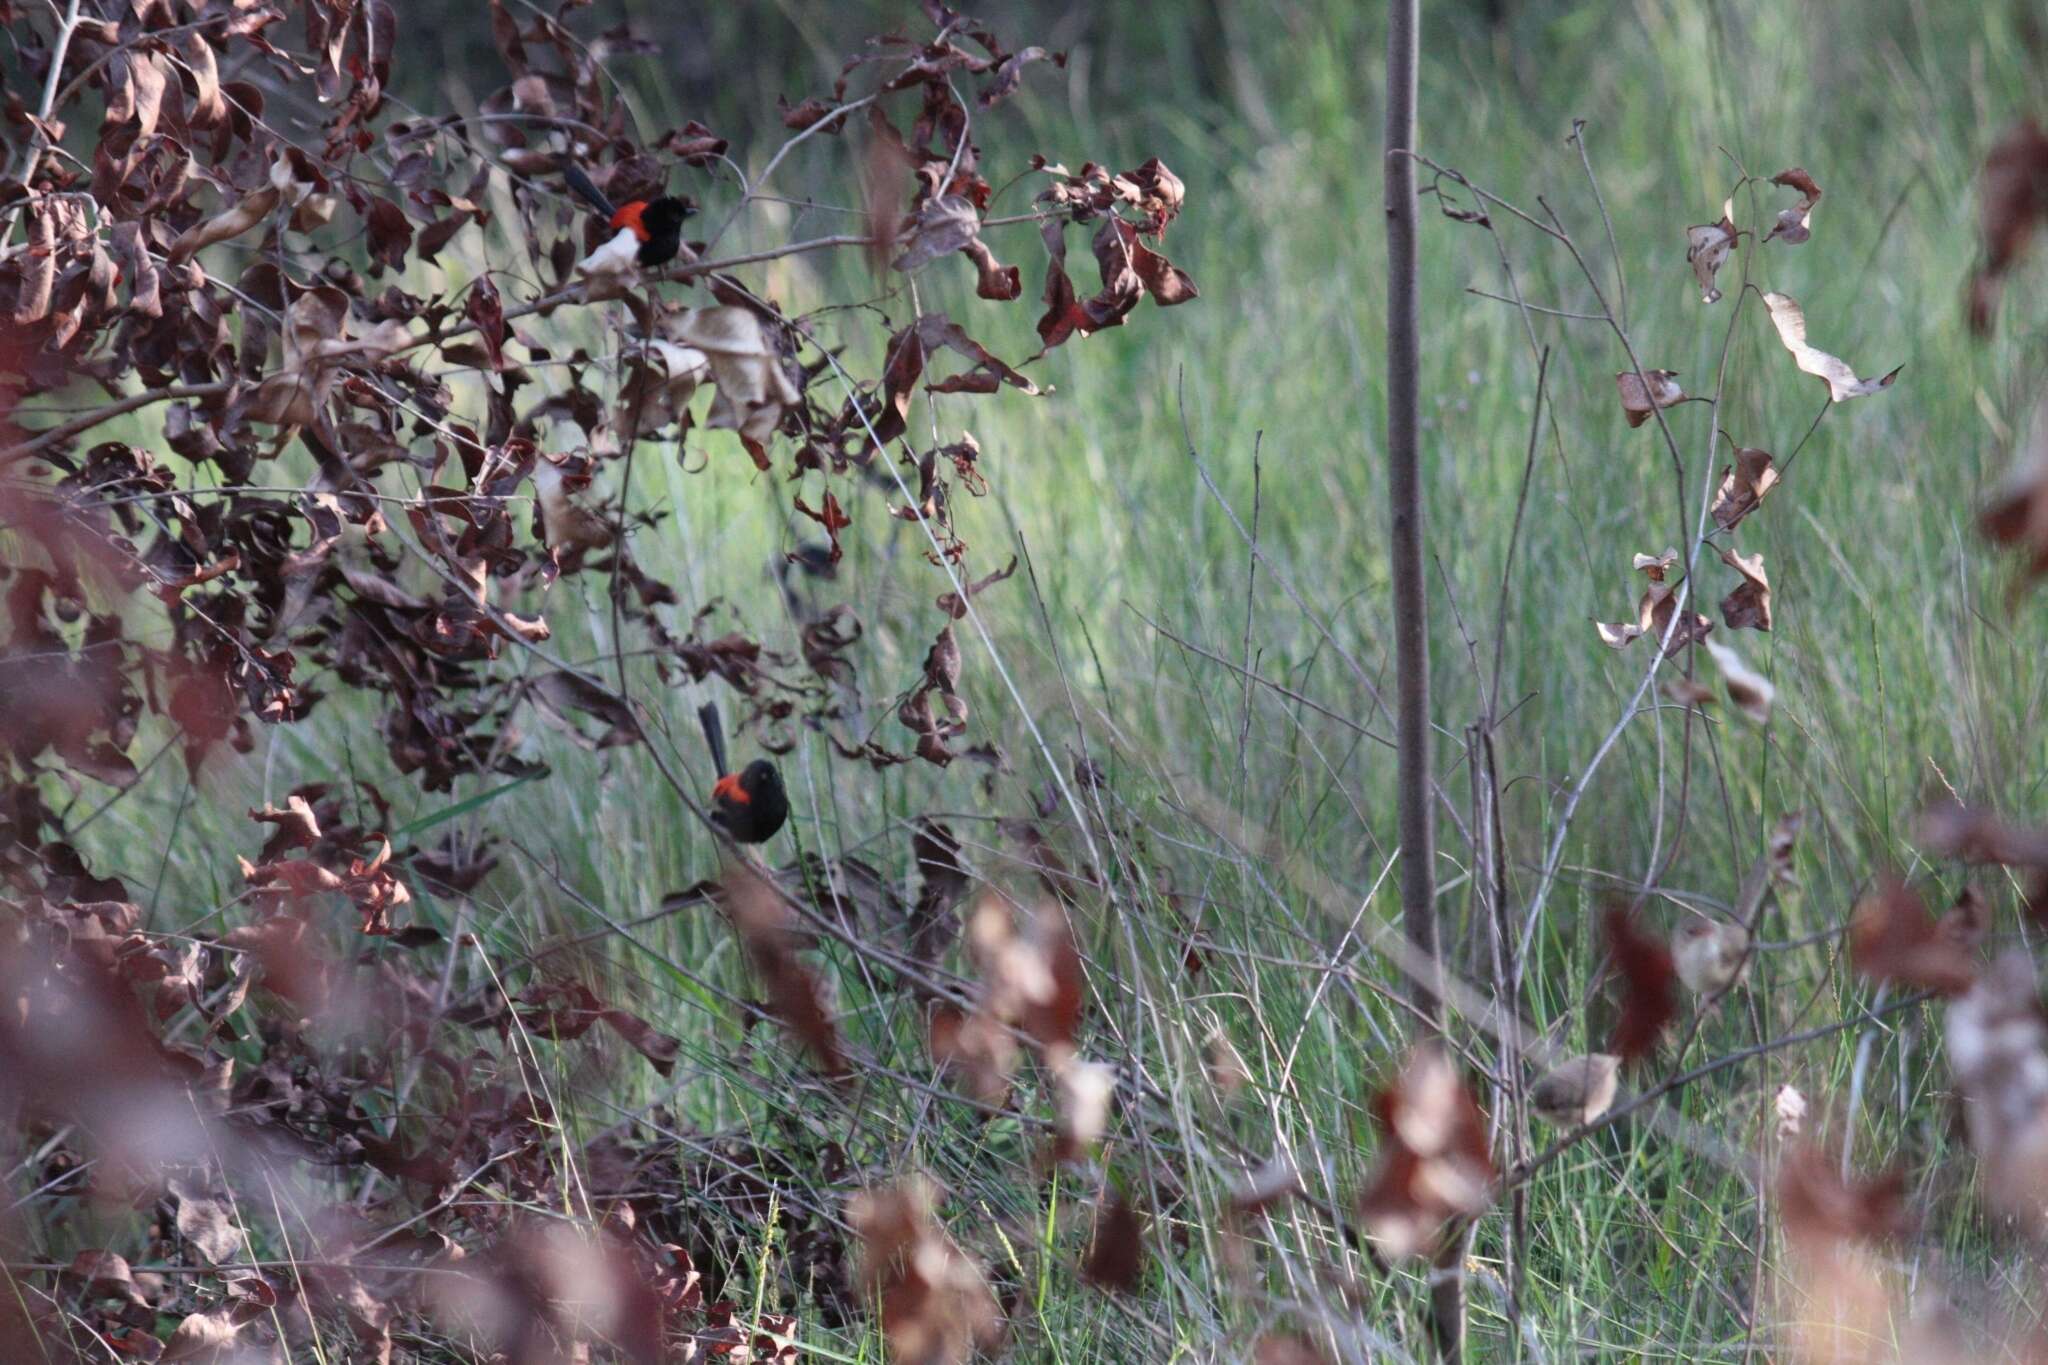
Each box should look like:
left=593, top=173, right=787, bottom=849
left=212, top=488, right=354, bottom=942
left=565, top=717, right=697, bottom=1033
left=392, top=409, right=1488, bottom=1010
left=1081, top=1191, right=1143, bottom=1292
left=936, top=555, right=1018, bottom=619
left=1915, top=800, right=2048, bottom=867
left=1604, top=906, right=1677, bottom=1062
left=1966, top=122, right=2048, bottom=334
left=465, top=275, right=507, bottom=372
left=1711, top=443, right=1781, bottom=530
left=793, top=490, right=852, bottom=564
left=1615, top=369, right=1685, bottom=428
left=1718, top=546, right=1771, bottom=631
left=1355, top=1045, right=1494, bottom=1261
left=1777, top=1142, right=1912, bottom=1250
left=1848, top=879, right=1978, bottom=995
left=1761, top=167, right=1824, bottom=245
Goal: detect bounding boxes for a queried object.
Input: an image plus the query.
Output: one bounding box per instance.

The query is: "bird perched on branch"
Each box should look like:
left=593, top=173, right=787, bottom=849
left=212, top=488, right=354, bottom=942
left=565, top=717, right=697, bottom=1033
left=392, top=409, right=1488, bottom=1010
left=698, top=703, right=788, bottom=845
left=1530, top=1053, right=1621, bottom=1128
left=562, top=163, right=693, bottom=275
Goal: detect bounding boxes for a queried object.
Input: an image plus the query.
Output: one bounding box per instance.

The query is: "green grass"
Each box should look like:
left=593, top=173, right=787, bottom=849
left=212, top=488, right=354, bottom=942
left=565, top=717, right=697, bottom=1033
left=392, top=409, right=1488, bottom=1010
left=61, top=0, right=2048, bottom=1359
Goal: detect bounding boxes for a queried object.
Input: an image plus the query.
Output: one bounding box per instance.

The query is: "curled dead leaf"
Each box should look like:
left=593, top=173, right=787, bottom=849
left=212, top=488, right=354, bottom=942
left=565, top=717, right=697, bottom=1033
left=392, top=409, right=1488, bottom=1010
left=1966, top=122, right=2048, bottom=335
left=1355, top=1045, right=1494, bottom=1261
left=1596, top=549, right=1711, bottom=655
left=848, top=1177, right=1003, bottom=1365
left=1762, top=291, right=1900, bottom=402
left=1718, top=546, right=1772, bottom=632
left=166, top=184, right=282, bottom=264
left=1704, top=638, right=1773, bottom=724
left=1616, top=369, right=1687, bottom=428
left=1979, top=403, right=2048, bottom=584
left=1685, top=199, right=1738, bottom=303
left=1761, top=167, right=1823, bottom=245
left=1849, top=879, right=1978, bottom=995
left=666, top=306, right=802, bottom=453
left=1947, top=951, right=2048, bottom=1226
left=1712, top=442, right=1781, bottom=530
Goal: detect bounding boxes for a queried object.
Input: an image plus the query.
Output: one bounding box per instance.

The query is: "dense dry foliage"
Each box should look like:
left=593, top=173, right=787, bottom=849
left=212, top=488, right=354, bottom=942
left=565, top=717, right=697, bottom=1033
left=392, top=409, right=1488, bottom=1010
left=0, top=0, right=1194, bottom=1358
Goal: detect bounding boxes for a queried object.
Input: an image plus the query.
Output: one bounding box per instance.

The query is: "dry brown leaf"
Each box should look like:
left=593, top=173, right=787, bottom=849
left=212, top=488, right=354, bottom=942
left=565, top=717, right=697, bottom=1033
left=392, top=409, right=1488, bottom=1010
left=1947, top=951, right=2048, bottom=1226
left=248, top=794, right=321, bottom=850
left=1712, top=443, right=1781, bottom=530
left=166, top=185, right=281, bottom=264
left=1761, top=167, right=1823, bottom=245
left=1705, top=638, right=1773, bottom=724
left=1616, top=369, right=1687, bottom=428
left=848, top=1177, right=1003, bottom=1365
left=247, top=287, right=412, bottom=427
left=1718, top=546, right=1772, bottom=631
left=1966, top=122, right=2048, bottom=335
left=1849, top=880, right=1978, bottom=995
left=666, top=306, right=802, bottom=452
left=168, top=1175, right=247, bottom=1265
left=1762, top=291, right=1901, bottom=402
left=1597, top=549, right=1712, bottom=654
left=1685, top=199, right=1738, bottom=303
left=1355, top=1045, right=1494, bottom=1261
left=1979, top=403, right=2048, bottom=583
left=161, top=1306, right=243, bottom=1362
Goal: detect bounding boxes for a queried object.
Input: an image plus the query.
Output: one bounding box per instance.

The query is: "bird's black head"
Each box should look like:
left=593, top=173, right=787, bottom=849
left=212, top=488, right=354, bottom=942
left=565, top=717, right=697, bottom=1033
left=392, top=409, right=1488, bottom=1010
left=641, top=196, right=696, bottom=237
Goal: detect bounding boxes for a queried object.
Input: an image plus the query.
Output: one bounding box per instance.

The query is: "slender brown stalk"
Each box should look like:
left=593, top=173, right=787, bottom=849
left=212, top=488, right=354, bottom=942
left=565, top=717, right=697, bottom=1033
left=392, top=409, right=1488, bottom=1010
left=1385, top=0, right=1434, bottom=1027
left=1386, top=1, right=1462, bottom=1358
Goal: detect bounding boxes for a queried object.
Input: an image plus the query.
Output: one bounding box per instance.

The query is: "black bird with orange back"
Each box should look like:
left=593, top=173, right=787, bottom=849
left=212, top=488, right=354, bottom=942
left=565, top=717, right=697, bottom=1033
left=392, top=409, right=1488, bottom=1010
left=562, top=163, right=693, bottom=271
left=697, top=703, right=788, bottom=845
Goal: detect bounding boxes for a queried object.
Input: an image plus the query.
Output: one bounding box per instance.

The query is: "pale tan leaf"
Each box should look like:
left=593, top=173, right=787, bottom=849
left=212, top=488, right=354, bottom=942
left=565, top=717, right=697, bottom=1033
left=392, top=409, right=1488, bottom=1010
left=1762, top=291, right=1901, bottom=402
left=1685, top=199, right=1738, bottom=303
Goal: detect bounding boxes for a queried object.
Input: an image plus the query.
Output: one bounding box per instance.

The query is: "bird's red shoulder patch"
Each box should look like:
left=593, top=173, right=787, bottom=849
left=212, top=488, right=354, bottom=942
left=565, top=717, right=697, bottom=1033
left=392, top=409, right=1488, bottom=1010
left=608, top=201, right=650, bottom=242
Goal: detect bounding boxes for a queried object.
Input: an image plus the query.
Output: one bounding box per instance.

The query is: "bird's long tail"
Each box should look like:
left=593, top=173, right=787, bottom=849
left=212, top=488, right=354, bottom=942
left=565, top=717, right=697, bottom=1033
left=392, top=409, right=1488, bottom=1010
left=561, top=162, right=616, bottom=219
left=697, top=703, right=730, bottom=778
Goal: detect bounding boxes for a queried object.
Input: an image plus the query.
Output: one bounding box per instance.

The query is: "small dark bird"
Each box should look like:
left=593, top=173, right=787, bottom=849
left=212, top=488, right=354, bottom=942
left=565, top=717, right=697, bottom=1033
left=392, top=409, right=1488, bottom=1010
left=698, top=702, right=788, bottom=844
left=562, top=162, right=693, bottom=272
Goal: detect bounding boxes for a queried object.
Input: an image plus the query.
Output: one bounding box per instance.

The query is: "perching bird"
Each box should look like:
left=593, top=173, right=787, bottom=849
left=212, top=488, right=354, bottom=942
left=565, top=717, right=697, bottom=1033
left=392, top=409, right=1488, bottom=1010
left=1530, top=1054, right=1621, bottom=1127
left=1672, top=917, right=1751, bottom=995
left=697, top=702, right=788, bottom=845
left=562, top=162, right=693, bottom=274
